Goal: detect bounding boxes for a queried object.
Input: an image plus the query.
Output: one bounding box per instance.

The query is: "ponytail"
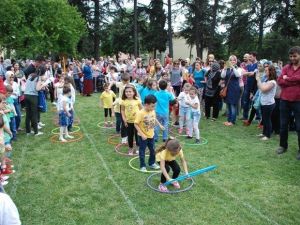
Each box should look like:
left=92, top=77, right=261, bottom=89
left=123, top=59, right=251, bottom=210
left=155, top=138, right=174, bottom=154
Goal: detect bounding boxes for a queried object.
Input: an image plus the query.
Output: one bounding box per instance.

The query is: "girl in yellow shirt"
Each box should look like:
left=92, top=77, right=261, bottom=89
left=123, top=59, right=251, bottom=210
left=156, top=138, right=189, bottom=192
left=120, top=84, right=142, bottom=155
left=100, top=83, right=116, bottom=127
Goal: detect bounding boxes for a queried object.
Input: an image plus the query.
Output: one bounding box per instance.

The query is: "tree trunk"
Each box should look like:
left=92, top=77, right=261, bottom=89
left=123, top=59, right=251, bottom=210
left=134, top=0, right=138, bottom=57
left=209, top=0, right=219, bottom=53
left=167, top=0, right=173, bottom=58
left=153, top=49, right=157, bottom=59
left=194, top=1, right=201, bottom=57
left=93, top=0, right=100, bottom=59
left=257, top=0, right=265, bottom=55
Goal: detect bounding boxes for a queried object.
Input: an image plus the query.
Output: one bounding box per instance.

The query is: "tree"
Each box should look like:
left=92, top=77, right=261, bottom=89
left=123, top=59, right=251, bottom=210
left=144, top=0, right=168, bottom=58
left=167, top=0, right=174, bottom=58
left=0, top=0, right=86, bottom=58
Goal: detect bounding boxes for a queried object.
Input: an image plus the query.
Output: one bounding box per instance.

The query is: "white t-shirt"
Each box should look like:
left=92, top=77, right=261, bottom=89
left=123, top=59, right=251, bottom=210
left=189, top=96, right=200, bottom=113
left=177, top=92, right=191, bottom=108
left=58, top=95, right=71, bottom=112
left=106, top=72, right=119, bottom=82
left=0, top=193, right=21, bottom=225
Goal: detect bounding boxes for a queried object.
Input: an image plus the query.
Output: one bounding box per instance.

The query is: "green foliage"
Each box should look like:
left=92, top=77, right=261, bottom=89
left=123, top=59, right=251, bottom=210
left=0, top=0, right=86, bottom=58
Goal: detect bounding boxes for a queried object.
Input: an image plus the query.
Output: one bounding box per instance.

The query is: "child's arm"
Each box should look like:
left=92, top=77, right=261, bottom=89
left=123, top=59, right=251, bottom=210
left=134, top=123, right=147, bottom=140
left=3, top=125, right=12, bottom=137
left=138, top=102, right=143, bottom=110
left=155, top=119, right=165, bottom=130
left=121, top=105, right=128, bottom=127
left=160, top=160, right=172, bottom=181
left=63, top=100, right=71, bottom=117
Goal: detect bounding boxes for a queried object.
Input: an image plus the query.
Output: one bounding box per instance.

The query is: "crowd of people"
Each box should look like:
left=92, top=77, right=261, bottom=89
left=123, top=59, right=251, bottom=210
left=0, top=46, right=299, bottom=196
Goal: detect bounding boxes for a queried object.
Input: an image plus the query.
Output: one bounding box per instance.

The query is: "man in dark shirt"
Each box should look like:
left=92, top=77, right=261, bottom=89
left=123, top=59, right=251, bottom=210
left=23, top=55, right=45, bottom=79
left=276, top=46, right=300, bottom=159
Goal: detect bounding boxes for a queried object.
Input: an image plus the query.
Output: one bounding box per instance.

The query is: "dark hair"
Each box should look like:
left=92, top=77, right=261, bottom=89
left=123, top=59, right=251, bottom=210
left=249, top=51, right=258, bottom=58
left=218, top=60, right=225, bottom=70
left=156, top=138, right=181, bottom=154
left=35, top=55, right=45, bottom=62
left=146, top=79, right=157, bottom=90
left=5, top=85, right=13, bottom=93
left=288, top=46, right=300, bottom=55
left=63, top=85, right=71, bottom=95
left=144, top=94, right=157, bottom=104
left=159, top=79, right=168, bottom=90
left=121, top=72, right=130, bottom=82
left=103, top=83, right=110, bottom=89
left=181, top=60, right=187, bottom=67
left=121, top=84, right=138, bottom=100
left=267, top=65, right=277, bottom=81
left=64, top=76, right=75, bottom=88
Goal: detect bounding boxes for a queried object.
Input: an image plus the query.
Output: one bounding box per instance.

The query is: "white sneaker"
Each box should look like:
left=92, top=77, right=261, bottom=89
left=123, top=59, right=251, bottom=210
left=140, top=167, right=147, bottom=172
left=59, top=137, right=67, bottom=142
left=1, top=181, right=8, bottom=186
left=38, top=122, right=45, bottom=127
left=38, top=125, right=42, bottom=130
left=1, top=176, right=9, bottom=181
left=121, top=137, right=128, bottom=144
left=149, top=163, right=160, bottom=170
left=35, top=132, right=43, bottom=136
left=65, top=135, right=74, bottom=139
left=52, top=102, right=57, bottom=105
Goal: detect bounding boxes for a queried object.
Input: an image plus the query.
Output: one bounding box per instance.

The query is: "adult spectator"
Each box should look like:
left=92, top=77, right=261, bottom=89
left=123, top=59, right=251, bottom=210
left=276, top=46, right=300, bottom=159
left=242, top=52, right=258, bottom=120
left=82, top=60, right=93, bottom=96
left=221, top=55, right=241, bottom=126
left=23, top=55, right=45, bottom=79
left=192, top=61, right=206, bottom=111
left=170, top=60, right=181, bottom=97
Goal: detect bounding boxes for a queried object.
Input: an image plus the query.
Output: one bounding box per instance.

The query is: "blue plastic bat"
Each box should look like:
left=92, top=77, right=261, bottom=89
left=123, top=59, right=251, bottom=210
left=164, top=165, right=217, bottom=185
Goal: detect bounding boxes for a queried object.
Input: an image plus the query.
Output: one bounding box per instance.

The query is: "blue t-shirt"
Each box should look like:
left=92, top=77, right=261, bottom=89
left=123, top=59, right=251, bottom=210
left=246, top=63, right=258, bottom=89
left=155, top=90, right=175, bottom=116
left=139, top=87, right=157, bottom=104
left=193, top=69, right=207, bottom=88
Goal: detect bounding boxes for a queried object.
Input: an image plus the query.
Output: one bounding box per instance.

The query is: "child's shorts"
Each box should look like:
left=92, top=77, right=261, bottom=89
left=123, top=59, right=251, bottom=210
left=59, top=111, right=69, bottom=127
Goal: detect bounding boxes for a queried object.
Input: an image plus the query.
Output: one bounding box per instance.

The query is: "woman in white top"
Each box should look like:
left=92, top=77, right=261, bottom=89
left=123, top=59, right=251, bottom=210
left=256, top=64, right=277, bottom=140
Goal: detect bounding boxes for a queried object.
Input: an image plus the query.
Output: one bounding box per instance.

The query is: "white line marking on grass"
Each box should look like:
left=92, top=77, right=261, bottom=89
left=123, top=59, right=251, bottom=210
left=207, top=178, right=279, bottom=225
left=81, top=124, right=144, bottom=225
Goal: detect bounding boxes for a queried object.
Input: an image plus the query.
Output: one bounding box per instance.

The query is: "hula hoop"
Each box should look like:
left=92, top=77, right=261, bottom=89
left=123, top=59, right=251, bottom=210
left=51, top=125, right=81, bottom=135
left=169, top=126, right=188, bottom=137
left=107, top=134, right=121, bottom=145
left=129, top=156, right=161, bottom=173
left=182, top=137, right=208, bottom=146
left=115, top=143, right=139, bottom=157
left=97, top=121, right=115, bottom=129
left=50, top=132, right=84, bottom=143
left=146, top=172, right=194, bottom=194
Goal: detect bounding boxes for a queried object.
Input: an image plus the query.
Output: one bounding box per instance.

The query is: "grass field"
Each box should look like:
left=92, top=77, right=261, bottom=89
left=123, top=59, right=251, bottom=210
left=5, top=93, right=300, bottom=225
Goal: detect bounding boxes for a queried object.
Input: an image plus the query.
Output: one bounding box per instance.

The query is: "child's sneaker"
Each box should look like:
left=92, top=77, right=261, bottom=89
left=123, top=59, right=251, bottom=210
left=35, top=132, right=44, bottom=136
left=185, top=128, right=189, bottom=135
left=186, top=136, right=193, bottom=139
left=128, top=148, right=134, bottom=155
left=158, top=183, right=169, bottom=192
left=65, top=135, right=74, bottom=139
left=140, top=167, right=147, bottom=172
left=38, top=122, right=46, bottom=127
left=59, top=137, right=67, bottom=142
left=195, top=139, right=201, bottom=144
left=178, top=128, right=183, bottom=134
left=149, top=163, right=160, bottom=170
left=172, top=181, right=181, bottom=189
left=2, top=169, right=15, bottom=175
left=1, top=180, right=8, bottom=186
left=121, top=137, right=128, bottom=144
left=133, top=149, right=139, bottom=154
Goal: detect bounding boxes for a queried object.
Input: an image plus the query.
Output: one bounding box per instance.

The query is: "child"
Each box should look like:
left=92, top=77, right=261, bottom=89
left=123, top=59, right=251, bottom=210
left=100, top=83, right=116, bottom=127
left=58, top=86, right=74, bottom=142
left=134, top=95, right=164, bottom=172
left=138, top=79, right=158, bottom=104
left=177, top=83, right=192, bottom=134
left=54, top=74, right=65, bottom=108
left=64, top=76, right=76, bottom=131
left=154, top=80, right=175, bottom=142
left=4, top=86, right=17, bottom=141
left=156, top=138, right=189, bottom=192
left=113, top=98, right=121, bottom=134
left=186, top=87, right=201, bottom=143
left=120, top=84, right=142, bottom=155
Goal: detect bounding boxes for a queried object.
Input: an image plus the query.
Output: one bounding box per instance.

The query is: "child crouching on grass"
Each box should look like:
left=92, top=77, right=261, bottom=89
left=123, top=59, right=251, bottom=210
left=58, top=86, right=74, bottom=142
left=156, top=138, right=189, bottom=192
left=134, top=95, right=164, bottom=172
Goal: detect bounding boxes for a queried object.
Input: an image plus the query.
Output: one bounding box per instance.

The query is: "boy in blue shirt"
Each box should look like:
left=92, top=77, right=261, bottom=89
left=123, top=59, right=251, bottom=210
left=154, top=80, right=175, bottom=142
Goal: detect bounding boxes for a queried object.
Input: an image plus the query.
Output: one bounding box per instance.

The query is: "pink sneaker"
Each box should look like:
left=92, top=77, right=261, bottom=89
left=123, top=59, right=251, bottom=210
left=172, top=181, right=181, bottom=189
left=185, top=128, right=189, bottom=135
left=158, top=183, right=169, bottom=192
left=128, top=148, right=134, bottom=155
left=178, top=128, right=183, bottom=134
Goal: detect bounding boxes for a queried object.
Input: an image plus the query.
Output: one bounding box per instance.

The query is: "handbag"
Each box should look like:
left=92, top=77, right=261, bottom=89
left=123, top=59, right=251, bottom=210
left=220, top=70, right=233, bottom=98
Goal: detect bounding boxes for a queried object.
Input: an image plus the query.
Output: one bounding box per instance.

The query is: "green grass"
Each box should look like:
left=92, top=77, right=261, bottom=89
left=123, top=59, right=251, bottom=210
left=6, top=93, right=300, bottom=225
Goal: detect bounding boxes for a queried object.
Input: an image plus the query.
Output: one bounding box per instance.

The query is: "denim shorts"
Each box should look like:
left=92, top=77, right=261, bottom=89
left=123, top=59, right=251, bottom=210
left=59, top=111, right=69, bottom=127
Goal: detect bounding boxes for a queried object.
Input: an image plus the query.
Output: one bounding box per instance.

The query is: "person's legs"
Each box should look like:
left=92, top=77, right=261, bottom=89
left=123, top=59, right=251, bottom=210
left=227, top=103, right=232, bottom=122
left=138, top=138, right=147, bottom=168
left=168, top=160, right=181, bottom=179
left=212, top=96, right=220, bottom=119
left=115, top=112, right=121, bottom=133
left=147, top=138, right=156, bottom=166
left=205, top=97, right=211, bottom=119
left=279, top=100, right=290, bottom=149
left=160, top=162, right=170, bottom=183
left=243, top=87, right=250, bottom=120
left=179, top=107, right=185, bottom=130
left=25, top=96, right=32, bottom=133
left=127, top=123, right=134, bottom=148
left=291, top=101, right=300, bottom=151
left=9, top=117, right=16, bottom=140
left=262, top=104, right=274, bottom=138
left=30, top=96, right=39, bottom=134
left=231, top=104, right=237, bottom=124
left=187, top=113, right=194, bottom=137
left=154, top=114, right=163, bottom=141
left=13, top=99, right=21, bottom=130
left=193, top=112, right=201, bottom=140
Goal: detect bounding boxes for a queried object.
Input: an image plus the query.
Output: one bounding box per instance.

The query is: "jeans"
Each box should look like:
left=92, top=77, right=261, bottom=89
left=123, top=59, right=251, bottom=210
left=13, top=98, right=21, bottom=130
left=179, top=106, right=191, bottom=129
left=127, top=123, right=139, bottom=148
left=227, top=103, right=237, bottom=124
left=68, top=109, right=74, bottom=131
left=9, top=116, right=16, bottom=140
left=279, top=100, right=300, bottom=150
left=115, top=112, right=122, bottom=133
left=139, top=138, right=155, bottom=168
left=160, top=160, right=181, bottom=183
left=271, top=99, right=280, bottom=134
left=74, top=78, right=82, bottom=93
left=242, top=86, right=251, bottom=120
left=154, top=114, right=169, bottom=141
left=187, top=111, right=201, bottom=139
left=261, top=104, right=275, bottom=138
